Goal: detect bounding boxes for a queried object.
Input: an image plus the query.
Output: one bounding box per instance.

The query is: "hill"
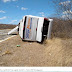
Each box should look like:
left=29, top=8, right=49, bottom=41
left=0, top=24, right=17, bottom=29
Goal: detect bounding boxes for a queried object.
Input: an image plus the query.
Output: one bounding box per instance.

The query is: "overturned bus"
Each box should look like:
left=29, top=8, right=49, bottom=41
left=8, top=15, right=53, bottom=42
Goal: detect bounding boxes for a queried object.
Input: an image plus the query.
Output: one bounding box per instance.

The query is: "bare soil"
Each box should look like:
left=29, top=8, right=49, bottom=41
left=0, top=35, right=72, bottom=67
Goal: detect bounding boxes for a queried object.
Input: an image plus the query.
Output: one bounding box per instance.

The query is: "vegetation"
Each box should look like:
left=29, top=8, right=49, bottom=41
left=50, top=0, right=72, bottom=38
left=0, top=24, right=16, bottom=29
left=52, top=18, right=72, bottom=38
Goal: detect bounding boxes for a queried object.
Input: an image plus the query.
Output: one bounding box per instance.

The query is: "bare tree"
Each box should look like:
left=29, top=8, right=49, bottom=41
left=52, top=0, right=72, bottom=20
left=51, top=0, right=72, bottom=38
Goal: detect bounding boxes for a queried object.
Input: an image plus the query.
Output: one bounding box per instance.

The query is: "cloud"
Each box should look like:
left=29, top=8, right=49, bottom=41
left=0, top=10, right=6, bottom=13
left=39, top=12, right=45, bottom=17
left=59, top=1, right=71, bottom=6
left=9, top=20, right=17, bottom=24
left=21, top=7, right=28, bottom=10
left=2, top=0, right=11, bottom=2
left=2, top=0, right=18, bottom=2
left=0, top=16, right=7, bottom=20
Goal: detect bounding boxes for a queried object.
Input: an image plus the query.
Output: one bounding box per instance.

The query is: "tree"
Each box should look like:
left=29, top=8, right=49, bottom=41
left=51, top=0, right=72, bottom=38
left=52, top=0, right=72, bottom=20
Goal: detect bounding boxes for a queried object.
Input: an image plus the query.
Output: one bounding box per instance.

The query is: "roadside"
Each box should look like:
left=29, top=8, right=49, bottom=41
left=0, top=35, right=72, bottom=66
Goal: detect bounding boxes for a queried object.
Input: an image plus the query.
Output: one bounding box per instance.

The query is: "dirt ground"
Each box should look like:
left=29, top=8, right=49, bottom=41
left=0, top=35, right=72, bottom=67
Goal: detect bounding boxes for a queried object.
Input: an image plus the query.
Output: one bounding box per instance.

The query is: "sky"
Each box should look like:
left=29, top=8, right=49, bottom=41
left=0, top=0, right=55, bottom=25
left=0, top=0, right=72, bottom=24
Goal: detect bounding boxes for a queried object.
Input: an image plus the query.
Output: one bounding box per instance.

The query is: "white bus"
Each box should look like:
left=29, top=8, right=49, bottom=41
left=18, top=15, right=53, bottom=42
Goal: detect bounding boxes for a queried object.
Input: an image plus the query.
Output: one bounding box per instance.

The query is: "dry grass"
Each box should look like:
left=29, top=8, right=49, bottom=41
left=4, top=50, right=12, bottom=54
left=1, top=50, right=12, bottom=56
left=52, top=18, right=72, bottom=38
left=0, top=35, right=72, bottom=66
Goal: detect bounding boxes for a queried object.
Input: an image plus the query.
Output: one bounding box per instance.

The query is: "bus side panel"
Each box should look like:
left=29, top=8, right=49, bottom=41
left=36, top=18, right=44, bottom=42
left=31, top=17, right=38, bottom=41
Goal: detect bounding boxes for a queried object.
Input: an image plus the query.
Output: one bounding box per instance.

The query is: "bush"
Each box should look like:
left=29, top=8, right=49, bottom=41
left=52, top=18, right=72, bottom=38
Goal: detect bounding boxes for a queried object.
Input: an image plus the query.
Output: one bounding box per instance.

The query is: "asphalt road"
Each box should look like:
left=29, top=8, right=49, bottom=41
left=0, top=29, right=12, bottom=40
